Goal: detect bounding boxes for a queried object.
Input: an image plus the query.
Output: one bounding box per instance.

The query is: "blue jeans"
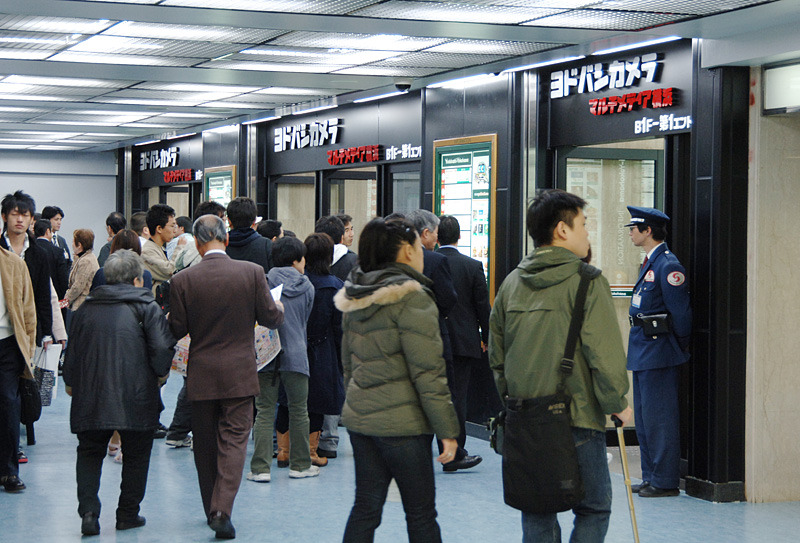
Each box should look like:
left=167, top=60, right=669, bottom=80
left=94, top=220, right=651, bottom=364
left=343, top=432, right=441, bottom=543
left=522, top=428, right=611, bottom=543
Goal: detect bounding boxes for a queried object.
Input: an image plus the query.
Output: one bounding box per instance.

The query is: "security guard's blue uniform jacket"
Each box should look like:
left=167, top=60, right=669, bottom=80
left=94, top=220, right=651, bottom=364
left=627, top=242, right=691, bottom=370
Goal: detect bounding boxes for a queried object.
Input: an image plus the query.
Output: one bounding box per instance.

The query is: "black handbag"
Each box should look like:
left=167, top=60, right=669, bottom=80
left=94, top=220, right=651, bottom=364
left=500, top=263, right=599, bottom=514
left=19, top=377, right=42, bottom=425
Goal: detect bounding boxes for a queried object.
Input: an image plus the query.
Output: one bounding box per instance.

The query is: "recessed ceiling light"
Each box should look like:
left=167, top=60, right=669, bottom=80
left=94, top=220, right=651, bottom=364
left=353, top=91, right=407, bottom=103
left=292, top=104, right=337, bottom=115
left=428, top=74, right=503, bottom=90
left=592, top=36, right=682, bottom=56
left=500, top=56, right=586, bottom=74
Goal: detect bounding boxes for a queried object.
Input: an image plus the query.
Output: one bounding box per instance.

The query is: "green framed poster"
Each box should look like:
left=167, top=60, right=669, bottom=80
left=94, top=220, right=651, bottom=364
left=433, top=134, right=498, bottom=302
left=204, top=165, right=237, bottom=209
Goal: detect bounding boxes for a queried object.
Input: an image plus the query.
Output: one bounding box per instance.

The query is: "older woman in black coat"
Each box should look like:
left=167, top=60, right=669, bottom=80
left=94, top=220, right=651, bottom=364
left=303, top=233, right=345, bottom=467
left=63, top=250, right=175, bottom=536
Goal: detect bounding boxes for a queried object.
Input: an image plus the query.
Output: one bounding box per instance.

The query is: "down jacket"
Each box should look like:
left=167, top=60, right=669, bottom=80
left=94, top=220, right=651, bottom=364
left=334, top=263, right=459, bottom=439
left=63, top=283, right=175, bottom=434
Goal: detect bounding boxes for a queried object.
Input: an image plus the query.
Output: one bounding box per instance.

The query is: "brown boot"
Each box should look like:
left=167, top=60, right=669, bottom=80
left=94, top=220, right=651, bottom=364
left=276, top=431, right=290, bottom=468
left=309, top=431, right=328, bottom=467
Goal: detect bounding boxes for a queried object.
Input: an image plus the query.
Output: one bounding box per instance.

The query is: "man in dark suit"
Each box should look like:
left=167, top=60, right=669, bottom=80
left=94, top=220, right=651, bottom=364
left=436, top=216, right=491, bottom=463
left=33, top=219, right=69, bottom=301
left=41, top=205, right=72, bottom=268
left=406, top=209, right=481, bottom=473
left=169, top=215, right=284, bottom=539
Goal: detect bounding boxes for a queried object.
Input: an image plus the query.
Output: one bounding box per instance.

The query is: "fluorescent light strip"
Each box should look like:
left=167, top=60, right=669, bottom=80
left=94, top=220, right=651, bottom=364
left=592, top=36, right=682, bottom=56
left=428, top=74, right=500, bottom=90
left=292, top=104, right=336, bottom=115
left=501, top=55, right=585, bottom=74
left=134, top=139, right=160, bottom=146
left=243, top=115, right=281, bottom=125
left=353, top=90, right=407, bottom=103
left=166, top=132, right=197, bottom=140
left=205, top=124, right=239, bottom=134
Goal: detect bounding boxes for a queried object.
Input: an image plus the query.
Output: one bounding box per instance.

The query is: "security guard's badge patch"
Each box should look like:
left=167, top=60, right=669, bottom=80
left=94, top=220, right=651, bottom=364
left=644, top=270, right=655, bottom=282
left=667, top=271, right=685, bottom=286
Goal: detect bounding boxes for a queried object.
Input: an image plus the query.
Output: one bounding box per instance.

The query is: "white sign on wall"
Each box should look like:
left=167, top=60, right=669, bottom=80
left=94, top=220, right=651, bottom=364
left=274, top=118, right=341, bottom=152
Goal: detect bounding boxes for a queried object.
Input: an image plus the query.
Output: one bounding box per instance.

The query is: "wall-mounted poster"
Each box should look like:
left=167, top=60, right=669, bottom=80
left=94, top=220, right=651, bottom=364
left=204, top=165, right=237, bottom=208
left=433, top=134, right=498, bottom=301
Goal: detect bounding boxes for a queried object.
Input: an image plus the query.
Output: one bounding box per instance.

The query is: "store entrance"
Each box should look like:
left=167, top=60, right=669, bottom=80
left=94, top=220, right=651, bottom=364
left=324, top=166, right=378, bottom=250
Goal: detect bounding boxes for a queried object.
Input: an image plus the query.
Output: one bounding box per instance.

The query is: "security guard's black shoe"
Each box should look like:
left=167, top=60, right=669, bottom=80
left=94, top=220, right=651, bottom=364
left=639, top=485, right=679, bottom=498
left=443, top=454, right=482, bottom=472
left=631, top=482, right=650, bottom=493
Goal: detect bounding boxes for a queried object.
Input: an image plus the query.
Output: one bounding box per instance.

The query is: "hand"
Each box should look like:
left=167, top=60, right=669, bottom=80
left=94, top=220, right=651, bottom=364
left=43, top=338, right=53, bottom=350
left=177, top=236, right=188, bottom=246
left=274, top=300, right=285, bottom=313
left=481, top=341, right=487, bottom=353
left=612, top=406, right=634, bottom=427
left=58, top=340, right=67, bottom=347
left=436, top=438, right=458, bottom=464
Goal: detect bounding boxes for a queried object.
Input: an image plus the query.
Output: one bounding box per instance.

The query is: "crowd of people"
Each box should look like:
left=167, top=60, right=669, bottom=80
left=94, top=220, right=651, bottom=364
left=0, top=187, right=689, bottom=542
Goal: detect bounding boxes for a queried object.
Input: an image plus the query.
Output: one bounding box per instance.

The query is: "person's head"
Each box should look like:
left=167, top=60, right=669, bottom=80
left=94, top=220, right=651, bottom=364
left=526, top=189, right=589, bottom=258
left=73, top=229, right=95, bottom=253
left=437, top=215, right=461, bottom=246
left=130, top=212, right=148, bottom=237
left=257, top=219, right=283, bottom=241
left=406, top=209, right=440, bottom=250
left=33, top=219, right=52, bottom=239
left=1, top=190, right=36, bottom=236
left=175, top=216, right=192, bottom=236
left=625, top=206, right=669, bottom=247
left=314, top=215, right=345, bottom=245
left=283, top=230, right=296, bottom=238
left=105, top=212, right=126, bottom=237
left=193, top=215, right=228, bottom=254
left=110, top=229, right=143, bottom=255
left=104, top=249, right=144, bottom=286
left=359, top=217, right=422, bottom=274
left=304, top=232, right=334, bottom=275
left=41, top=205, right=64, bottom=232
left=226, top=197, right=257, bottom=230
left=336, top=213, right=354, bottom=247
left=194, top=201, right=226, bottom=220
left=146, top=203, right=176, bottom=245
left=272, top=236, right=306, bottom=273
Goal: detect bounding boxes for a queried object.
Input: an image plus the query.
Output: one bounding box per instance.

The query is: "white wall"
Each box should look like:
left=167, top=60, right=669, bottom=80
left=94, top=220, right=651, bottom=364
left=0, top=150, right=118, bottom=254
left=746, top=68, right=800, bottom=502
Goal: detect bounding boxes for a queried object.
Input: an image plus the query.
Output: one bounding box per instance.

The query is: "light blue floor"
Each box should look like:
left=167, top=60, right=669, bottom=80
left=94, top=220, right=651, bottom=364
left=3, top=376, right=799, bottom=542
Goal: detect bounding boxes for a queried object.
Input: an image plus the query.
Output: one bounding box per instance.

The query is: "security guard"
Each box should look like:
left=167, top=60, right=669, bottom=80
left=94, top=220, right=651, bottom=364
left=625, top=206, right=691, bottom=498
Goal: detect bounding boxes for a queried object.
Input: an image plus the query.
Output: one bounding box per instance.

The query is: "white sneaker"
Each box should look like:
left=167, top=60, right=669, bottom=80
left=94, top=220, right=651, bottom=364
left=246, top=471, right=271, bottom=483
left=165, top=436, right=192, bottom=448
left=289, top=465, right=320, bottom=479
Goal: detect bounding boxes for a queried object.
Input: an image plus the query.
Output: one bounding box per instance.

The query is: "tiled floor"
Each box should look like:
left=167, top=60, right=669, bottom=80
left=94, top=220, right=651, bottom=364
left=3, top=376, right=799, bottom=542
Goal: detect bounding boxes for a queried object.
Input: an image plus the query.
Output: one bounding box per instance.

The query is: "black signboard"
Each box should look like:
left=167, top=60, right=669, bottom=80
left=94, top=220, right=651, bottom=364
left=136, top=134, right=203, bottom=188
left=548, top=40, right=694, bottom=148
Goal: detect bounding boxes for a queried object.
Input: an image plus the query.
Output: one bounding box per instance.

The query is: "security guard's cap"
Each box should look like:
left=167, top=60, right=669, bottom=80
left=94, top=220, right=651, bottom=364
left=624, top=206, right=670, bottom=228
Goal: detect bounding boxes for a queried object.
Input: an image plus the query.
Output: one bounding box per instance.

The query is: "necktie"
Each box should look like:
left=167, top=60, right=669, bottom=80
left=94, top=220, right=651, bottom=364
left=641, top=256, right=649, bottom=271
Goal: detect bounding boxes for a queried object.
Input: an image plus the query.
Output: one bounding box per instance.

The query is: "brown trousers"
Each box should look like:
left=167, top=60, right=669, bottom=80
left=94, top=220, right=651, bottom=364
left=191, top=396, right=253, bottom=518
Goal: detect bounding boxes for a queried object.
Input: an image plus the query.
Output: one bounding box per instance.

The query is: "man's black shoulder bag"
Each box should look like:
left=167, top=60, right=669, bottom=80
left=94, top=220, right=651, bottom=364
left=501, top=262, right=601, bottom=515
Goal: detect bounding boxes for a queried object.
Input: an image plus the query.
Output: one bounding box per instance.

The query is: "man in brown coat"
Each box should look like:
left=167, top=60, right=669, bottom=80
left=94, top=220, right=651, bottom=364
left=168, top=215, right=284, bottom=539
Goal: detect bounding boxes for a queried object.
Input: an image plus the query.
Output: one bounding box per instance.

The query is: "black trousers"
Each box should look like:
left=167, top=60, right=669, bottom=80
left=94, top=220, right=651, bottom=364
left=76, top=429, right=154, bottom=521
left=0, top=336, right=23, bottom=479
left=167, top=377, right=192, bottom=441
left=436, top=356, right=473, bottom=460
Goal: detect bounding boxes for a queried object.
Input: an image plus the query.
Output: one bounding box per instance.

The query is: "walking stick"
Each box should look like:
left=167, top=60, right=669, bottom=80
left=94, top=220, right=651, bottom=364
left=612, top=415, right=640, bottom=543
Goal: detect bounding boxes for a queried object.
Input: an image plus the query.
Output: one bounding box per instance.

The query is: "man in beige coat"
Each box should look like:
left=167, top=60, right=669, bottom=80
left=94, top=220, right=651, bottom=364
left=0, top=246, right=36, bottom=493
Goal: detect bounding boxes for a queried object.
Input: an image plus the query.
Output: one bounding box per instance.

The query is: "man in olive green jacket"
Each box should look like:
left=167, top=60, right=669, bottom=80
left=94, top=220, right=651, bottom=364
left=489, top=189, right=632, bottom=542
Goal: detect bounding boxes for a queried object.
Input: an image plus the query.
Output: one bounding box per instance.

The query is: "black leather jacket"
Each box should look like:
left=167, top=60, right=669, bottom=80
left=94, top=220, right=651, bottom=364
left=63, top=283, right=176, bottom=433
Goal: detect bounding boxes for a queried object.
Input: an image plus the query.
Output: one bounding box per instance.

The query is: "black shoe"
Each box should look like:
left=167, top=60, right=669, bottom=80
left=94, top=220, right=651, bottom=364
left=209, top=511, right=236, bottom=539
left=317, top=448, right=337, bottom=459
left=631, top=482, right=650, bottom=493
left=116, top=515, right=146, bottom=530
left=2, top=475, right=26, bottom=492
left=81, top=512, right=100, bottom=536
left=638, top=485, right=680, bottom=498
left=443, top=454, right=482, bottom=472
left=154, top=423, right=167, bottom=439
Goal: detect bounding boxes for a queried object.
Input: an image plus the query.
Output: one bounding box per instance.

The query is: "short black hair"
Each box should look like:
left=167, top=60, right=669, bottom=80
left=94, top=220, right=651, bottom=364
left=257, top=219, right=282, bottom=239
left=437, top=215, right=460, bottom=246
left=526, top=189, right=586, bottom=248
left=130, top=212, right=147, bottom=236
left=359, top=217, right=418, bottom=273
left=314, top=215, right=345, bottom=245
left=304, top=232, right=334, bottom=275
left=146, top=203, right=175, bottom=234
left=283, top=230, right=296, bottom=238
left=272, top=236, right=306, bottom=267
left=105, top=212, right=126, bottom=234
left=336, top=213, right=353, bottom=226
left=226, top=197, right=257, bottom=229
left=33, top=219, right=51, bottom=238
left=1, top=190, right=36, bottom=217
left=194, top=201, right=225, bottom=220
left=635, top=223, right=667, bottom=242
left=176, top=216, right=193, bottom=232
left=41, top=205, right=64, bottom=220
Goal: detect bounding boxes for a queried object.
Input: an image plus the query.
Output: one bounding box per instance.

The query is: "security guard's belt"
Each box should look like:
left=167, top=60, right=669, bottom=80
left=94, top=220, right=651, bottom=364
left=629, top=313, right=672, bottom=335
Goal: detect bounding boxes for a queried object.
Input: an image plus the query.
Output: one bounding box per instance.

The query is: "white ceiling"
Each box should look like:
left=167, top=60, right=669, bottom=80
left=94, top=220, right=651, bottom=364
left=0, top=0, right=796, bottom=152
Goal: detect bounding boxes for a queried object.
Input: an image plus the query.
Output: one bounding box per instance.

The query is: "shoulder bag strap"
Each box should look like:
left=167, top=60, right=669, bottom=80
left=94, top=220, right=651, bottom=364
left=557, top=263, right=600, bottom=393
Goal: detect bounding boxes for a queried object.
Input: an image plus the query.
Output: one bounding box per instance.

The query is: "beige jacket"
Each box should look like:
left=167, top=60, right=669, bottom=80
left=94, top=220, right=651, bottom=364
left=0, top=247, right=37, bottom=379
left=141, top=239, right=175, bottom=294
left=67, top=250, right=99, bottom=311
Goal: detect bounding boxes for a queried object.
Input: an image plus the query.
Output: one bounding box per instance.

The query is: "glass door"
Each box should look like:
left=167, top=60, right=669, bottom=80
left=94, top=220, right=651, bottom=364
left=325, top=167, right=378, bottom=250
left=270, top=173, right=317, bottom=239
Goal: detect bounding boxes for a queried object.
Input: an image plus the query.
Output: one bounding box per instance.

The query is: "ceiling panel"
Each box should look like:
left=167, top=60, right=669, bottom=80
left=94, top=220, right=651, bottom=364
left=160, top=0, right=378, bottom=13
left=48, top=51, right=202, bottom=66
left=196, top=60, right=349, bottom=73
left=525, top=9, right=692, bottom=30
left=352, top=1, right=567, bottom=24
left=233, top=46, right=402, bottom=65
left=101, top=21, right=286, bottom=44
left=590, top=0, right=773, bottom=16
left=332, top=65, right=442, bottom=77
left=0, top=16, right=117, bottom=34
left=425, top=39, right=565, bottom=56
left=373, top=51, right=508, bottom=68
left=269, top=31, right=447, bottom=52
left=66, top=35, right=243, bottom=58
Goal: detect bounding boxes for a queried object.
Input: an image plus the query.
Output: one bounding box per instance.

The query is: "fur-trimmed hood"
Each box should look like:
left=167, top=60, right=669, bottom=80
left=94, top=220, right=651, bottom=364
left=334, top=263, right=433, bottom=316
